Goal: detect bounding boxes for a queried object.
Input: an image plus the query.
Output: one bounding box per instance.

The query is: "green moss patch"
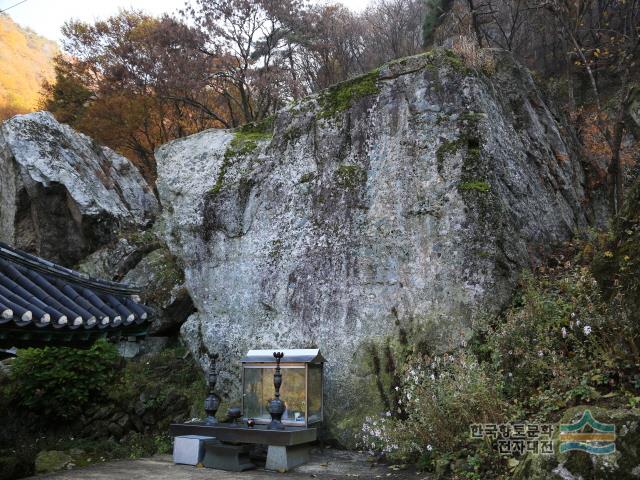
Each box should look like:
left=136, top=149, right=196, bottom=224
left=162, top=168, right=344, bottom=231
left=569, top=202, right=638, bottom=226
left=459, top=181, right=491, bottom=193
left=208, top=123, right=273, bottom=198
left=335, top=164, right=366, bottom=189
left=235, top=115, right=274, bottom=136
left=318, top=69, right=380, bottom=119
left=436, top=138, right=464, bottom=172
left=227, top=130, right=271, bottom=157
left=427, top=48, right=469, bottom=73
left=299, top=172, right=315, bottom=184
left=385, top=48, right=470, bottom=75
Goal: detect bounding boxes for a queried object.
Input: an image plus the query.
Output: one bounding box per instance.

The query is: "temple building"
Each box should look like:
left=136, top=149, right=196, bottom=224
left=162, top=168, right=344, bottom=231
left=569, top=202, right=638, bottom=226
left=0, top=241, right=152, bottom=349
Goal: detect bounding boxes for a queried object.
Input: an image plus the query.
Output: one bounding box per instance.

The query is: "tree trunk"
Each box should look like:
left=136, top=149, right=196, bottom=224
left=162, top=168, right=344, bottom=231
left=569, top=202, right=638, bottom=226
left=607, top=71, right=632, bottom=214
left=466, top=0, right=484, bottom=47
left=608, top=118, right=625, bottom=215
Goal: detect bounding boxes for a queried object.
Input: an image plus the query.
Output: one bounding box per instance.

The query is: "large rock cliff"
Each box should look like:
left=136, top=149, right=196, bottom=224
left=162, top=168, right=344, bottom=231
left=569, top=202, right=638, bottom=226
left=156, top=50, right=600, bottom=443
left=0, top=111, right=158, bottom=265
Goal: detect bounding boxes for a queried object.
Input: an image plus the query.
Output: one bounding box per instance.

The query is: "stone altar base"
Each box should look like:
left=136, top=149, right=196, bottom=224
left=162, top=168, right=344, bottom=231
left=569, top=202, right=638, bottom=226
left=202, top=441, right=255, bottom=472
left=173, top=435, right=215, bottom=465
left=266, top=445, right=310, bottom=473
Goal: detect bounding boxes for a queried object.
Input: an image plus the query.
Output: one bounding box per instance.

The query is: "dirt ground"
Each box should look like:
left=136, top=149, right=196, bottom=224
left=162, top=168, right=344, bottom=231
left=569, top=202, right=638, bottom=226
left=31, top=449, right=430, bottom=480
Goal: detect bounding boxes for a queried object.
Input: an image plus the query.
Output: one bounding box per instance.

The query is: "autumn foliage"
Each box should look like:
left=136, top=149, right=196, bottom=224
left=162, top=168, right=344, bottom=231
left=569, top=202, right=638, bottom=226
left=40, top=1, right=430, bottom=184
left=0, top=14, right=57, bottom=120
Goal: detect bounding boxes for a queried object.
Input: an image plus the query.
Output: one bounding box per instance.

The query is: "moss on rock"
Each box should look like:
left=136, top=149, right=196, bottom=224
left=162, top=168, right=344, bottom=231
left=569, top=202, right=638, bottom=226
left=209, top=124, right=273, bottom=198
left=318, top=69, right=380, bottom=119
left=125, top=247, right=183, bottom=307
left=34, top=450, right=71, bottom=474
left=335, top=164, right=366, bottom=189
left=459, top=181, right=491, bottom=193
left=299, top=172, right=315, bottom=184
left=436, top=138, right=464, bottom=173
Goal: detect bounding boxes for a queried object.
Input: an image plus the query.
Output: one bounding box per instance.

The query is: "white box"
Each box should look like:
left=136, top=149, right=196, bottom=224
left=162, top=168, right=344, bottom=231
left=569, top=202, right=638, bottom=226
left=173, top=435, right=216, bottom=465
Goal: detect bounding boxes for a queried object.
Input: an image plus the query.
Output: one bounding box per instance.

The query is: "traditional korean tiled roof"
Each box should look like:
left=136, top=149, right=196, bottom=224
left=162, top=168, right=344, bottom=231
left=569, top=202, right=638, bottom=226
left=0, top=241, right=152, bottom=348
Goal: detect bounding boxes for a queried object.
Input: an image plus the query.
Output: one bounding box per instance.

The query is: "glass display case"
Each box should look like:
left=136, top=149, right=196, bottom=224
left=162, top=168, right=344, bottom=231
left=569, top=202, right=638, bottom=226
left=241, top=349, right=324, bottom=427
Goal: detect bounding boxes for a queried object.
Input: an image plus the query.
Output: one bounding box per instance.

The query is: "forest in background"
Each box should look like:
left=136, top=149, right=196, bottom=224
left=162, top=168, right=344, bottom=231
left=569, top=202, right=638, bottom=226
left=0, top=0, right=638, bottom=207
left=0, top=14, right=56, bottom=119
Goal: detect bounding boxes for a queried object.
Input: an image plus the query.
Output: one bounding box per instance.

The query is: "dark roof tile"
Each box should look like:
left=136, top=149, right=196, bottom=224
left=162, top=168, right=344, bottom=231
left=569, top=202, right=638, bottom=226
left=0, top=242, right=152, bottom=344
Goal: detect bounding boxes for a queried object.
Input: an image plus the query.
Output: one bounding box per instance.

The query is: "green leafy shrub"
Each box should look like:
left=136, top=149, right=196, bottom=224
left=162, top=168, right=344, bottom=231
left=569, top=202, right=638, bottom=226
left=9, top=340, right=120, bottom=420
left=122, top=432, right=172, bottom=459
left=109, top=346, right=206, bottom=424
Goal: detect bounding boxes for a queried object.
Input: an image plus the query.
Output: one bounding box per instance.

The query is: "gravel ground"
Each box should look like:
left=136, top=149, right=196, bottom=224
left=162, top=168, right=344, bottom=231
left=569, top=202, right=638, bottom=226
left=31, top=449, right=431, bottom=480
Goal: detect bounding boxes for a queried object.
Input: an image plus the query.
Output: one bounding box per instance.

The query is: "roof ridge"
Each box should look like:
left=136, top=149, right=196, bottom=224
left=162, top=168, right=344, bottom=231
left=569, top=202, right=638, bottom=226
left=0, top=241, right=140, bottom=295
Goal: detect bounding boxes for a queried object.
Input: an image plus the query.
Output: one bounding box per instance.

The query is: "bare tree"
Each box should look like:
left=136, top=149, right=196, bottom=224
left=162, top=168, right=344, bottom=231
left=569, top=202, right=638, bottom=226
left=542, top=0, right=640, bottom=213
left=363, top=0, right=427, bottom=63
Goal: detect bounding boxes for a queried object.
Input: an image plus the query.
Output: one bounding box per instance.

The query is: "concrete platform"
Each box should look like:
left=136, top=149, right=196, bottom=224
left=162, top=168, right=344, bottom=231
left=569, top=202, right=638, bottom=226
left=265, top=445, right=309, bottom=472
left=202, top=441, right=255, bottom=471
left=169, top=422, right=317, bottom=446
left=30, top=449, right=429, bottom=479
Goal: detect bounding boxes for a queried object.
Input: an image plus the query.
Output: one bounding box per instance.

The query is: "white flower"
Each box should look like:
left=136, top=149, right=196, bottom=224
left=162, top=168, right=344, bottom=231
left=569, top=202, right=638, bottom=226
left=426, top=444, right=433, bottom=451
left=508, top=372, right=513, bottom=377
left=561, top=327, right=567, bottom=338
left=394, top=386, right=399, bottom=391
left=583, top=325, right=592, bottom=335
left=538, top=350, right=544, bottom=357
left=576, top=319, right=581, bottom=326
left=386, top=411, right=391, bottom=417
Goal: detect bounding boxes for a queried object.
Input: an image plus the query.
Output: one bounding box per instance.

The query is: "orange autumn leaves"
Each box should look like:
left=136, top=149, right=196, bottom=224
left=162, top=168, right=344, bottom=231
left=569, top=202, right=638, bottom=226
left=0, top=14, right=57, bottom=120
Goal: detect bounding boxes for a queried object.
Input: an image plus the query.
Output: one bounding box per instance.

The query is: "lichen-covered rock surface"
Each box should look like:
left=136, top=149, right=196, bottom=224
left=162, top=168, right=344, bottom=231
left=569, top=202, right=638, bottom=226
left=0, top=111, right=158, bottom=265
left=156, top=50, right=602, bottom=443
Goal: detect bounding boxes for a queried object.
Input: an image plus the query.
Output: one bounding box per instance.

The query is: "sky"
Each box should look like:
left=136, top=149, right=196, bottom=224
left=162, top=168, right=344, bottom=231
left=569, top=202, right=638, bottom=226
left=2, top=0, right=371, bottom=43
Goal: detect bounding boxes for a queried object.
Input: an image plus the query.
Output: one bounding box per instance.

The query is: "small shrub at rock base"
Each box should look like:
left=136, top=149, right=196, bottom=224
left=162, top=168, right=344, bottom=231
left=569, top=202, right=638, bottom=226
left=109, top=345, right=206, bottom=422
left=122, top=432, right=172, bottom=459
left=359, top=351, right=507, bottom=459
left=9, top=339, right=120, bottom=420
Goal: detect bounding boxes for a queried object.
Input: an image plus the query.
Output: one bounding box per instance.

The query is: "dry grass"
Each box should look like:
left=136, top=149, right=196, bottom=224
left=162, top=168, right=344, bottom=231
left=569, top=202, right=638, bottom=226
left=451, top=35, right=497, bottom=75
